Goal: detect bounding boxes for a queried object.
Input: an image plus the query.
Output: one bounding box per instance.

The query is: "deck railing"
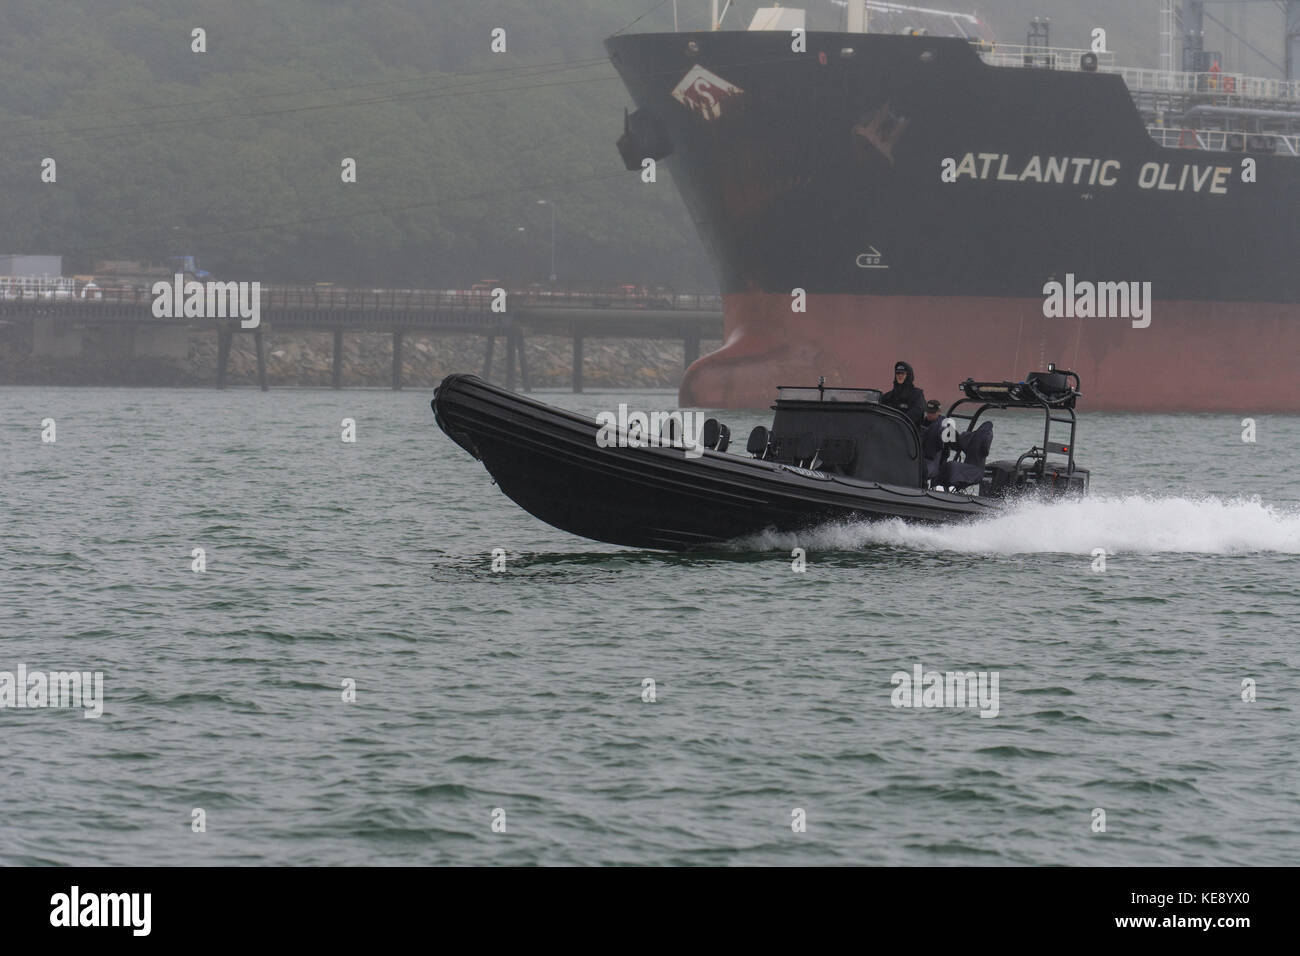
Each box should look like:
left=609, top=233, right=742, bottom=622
left=978, top=43, right=1300, bottom=105
left=1146, top=125, right=1300, bottom=156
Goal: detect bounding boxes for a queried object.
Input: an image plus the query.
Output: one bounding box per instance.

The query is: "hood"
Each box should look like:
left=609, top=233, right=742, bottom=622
left=893, top=361, right=915, bottom=390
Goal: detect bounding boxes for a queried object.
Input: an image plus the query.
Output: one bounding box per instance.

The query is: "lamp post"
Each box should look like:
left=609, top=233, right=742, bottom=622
left=514, top=226, right=526, bottom=288
left=536, top=199, right=557, bottom=285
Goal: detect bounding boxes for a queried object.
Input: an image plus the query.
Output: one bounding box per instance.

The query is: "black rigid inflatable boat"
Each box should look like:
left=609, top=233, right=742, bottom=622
left=432, top=366, right=1089, bottom=551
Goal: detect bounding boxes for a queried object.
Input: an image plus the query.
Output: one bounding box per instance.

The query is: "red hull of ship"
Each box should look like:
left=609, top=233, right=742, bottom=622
left=681, top=294, right=1300, bottom=411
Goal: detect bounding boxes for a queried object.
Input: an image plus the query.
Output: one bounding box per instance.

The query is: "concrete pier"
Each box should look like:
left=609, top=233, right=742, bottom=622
left=2, top=287, right=722, bottom=392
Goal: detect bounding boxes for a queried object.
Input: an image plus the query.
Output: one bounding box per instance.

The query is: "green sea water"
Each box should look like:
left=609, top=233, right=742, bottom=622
left=2, top=386, right=1298, bottom=865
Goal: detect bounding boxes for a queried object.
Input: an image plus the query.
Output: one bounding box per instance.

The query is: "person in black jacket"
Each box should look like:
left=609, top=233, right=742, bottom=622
left=920, top=398, right=943, bottom=430
left=882, top=360, right=925, bottom=428
left=919, top=399, right=947, bottom=484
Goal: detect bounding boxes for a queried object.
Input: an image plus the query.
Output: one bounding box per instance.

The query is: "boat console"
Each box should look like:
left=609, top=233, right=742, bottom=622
left=737, top=366, right=1088, bottom=498
left=744, top=378, right=924, bottom=487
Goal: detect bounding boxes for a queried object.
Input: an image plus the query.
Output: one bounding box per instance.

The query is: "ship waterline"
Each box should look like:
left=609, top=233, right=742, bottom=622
left=684, top=292, right=1300, bottom=411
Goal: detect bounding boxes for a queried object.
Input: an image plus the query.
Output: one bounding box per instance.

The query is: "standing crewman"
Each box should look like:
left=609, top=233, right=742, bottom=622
left=882, top=360, right=926, bottom=429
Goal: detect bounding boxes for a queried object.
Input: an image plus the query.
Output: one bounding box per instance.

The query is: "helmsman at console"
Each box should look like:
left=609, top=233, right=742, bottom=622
left=882, top=360, right=926, bottom=429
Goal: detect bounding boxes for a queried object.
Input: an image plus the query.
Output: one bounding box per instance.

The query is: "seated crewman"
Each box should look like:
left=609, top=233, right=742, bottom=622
left=920, top=399, right=948, bottom=485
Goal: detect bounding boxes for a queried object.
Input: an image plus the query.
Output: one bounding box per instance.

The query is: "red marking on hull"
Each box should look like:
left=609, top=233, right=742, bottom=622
left=680, top=294, right=1300, bottom=411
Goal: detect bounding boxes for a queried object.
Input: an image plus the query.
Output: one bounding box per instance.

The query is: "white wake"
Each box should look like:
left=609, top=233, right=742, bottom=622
left=734, top=495, right=1300, bottom=555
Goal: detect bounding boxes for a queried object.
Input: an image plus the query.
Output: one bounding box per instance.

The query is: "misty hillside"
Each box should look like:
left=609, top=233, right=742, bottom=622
left=0, top=0, right=1289, bottom=288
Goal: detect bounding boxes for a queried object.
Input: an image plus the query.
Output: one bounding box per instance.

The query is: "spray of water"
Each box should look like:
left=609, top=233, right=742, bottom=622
left=732, top=495, right=1300, bottom=555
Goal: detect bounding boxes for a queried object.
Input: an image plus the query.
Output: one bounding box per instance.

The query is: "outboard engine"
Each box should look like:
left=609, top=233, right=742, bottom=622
left=981, top=454, right=1089, bottom=498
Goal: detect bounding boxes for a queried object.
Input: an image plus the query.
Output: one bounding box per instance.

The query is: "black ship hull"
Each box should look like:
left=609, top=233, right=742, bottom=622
left=606, top=31, right=1300, bottom=410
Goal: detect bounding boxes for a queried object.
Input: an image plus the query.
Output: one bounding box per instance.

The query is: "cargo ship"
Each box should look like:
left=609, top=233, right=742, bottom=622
left=606, top=1, right=1300, bottom=410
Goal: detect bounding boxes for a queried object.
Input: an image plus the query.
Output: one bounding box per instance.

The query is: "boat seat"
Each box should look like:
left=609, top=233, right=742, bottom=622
left=938, top=420, right=993, bottom=489
left=703, top=418, right=731, bottom=452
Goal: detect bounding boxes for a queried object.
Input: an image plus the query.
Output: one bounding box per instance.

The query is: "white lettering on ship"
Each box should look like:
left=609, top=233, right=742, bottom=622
left=948, top=153, right=1230, bottom=194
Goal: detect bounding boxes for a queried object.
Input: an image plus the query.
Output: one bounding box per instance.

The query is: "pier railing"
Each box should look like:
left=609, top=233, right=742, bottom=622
left=512, top=289, right=722, bottom=311
left=5, top=284, right=724, bottom=312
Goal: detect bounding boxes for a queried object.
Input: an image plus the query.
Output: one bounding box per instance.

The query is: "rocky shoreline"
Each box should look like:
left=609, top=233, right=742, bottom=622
left=0, top=322, right=721, bottom=390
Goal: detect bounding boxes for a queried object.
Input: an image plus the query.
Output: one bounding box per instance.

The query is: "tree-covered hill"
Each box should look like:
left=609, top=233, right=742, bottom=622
left=0, top=0, right=1286, bottom=288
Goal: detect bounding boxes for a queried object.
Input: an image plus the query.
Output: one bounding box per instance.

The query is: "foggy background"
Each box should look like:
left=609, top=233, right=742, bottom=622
left=0, top=0, right=1288, bottom=290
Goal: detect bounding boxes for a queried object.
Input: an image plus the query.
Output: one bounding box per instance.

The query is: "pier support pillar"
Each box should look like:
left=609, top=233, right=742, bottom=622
left=572, top=333, right=584, bottom=393
left=392, top=330, right=403, bottom=390
left=482, top=335, right=495, bottom=380
left=684, top=328, right=701, bottom=369
left=516, top=327, right=530, bottom=392
left=254, top=329, right=267, bottom=391
left=332, top=329, right=343, bottom=389
left=216, top=327, right=232, bottom=389
left=504, top=328, right=517, bottom=391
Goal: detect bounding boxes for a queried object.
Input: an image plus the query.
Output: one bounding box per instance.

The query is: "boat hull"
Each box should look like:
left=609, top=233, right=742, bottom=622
left=432, top=374, right=997, bottom=550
